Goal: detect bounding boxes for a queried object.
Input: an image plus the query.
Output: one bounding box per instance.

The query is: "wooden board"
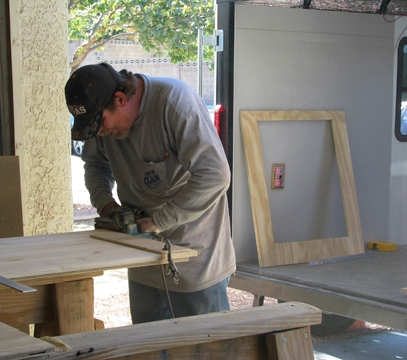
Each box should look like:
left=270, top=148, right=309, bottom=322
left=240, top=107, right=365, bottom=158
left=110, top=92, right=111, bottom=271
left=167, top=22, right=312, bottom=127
left=240, top=110, right=364, bottom=267
left=0, top=229, right=198, bottom=284
left=266, top=327, right=314, bottom=360
left=0, top=322, right=54, bottom=359
left=0, top=156, right=23, bottom=238
left=53, top=278, right=95, bottom=335
left=24, top=302, right=321, bottom=359
left=91, top=231, right=191, bottom=255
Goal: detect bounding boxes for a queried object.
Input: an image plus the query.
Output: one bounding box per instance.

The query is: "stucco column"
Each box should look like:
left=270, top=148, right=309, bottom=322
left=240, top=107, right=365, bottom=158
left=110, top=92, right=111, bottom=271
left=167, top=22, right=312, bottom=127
left=9, top=0, right=73, bottom=235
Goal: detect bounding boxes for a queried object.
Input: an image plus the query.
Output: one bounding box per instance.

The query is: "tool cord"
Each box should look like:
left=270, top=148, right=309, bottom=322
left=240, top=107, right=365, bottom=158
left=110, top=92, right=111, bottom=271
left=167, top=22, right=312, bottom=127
left=160, top=264, right=176, bottom=318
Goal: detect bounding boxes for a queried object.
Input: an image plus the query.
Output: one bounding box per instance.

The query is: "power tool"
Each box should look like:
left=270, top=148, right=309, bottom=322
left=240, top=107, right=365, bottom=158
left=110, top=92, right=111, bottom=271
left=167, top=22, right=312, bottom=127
left=94, top=206, right=152, bottom=238
left=94, top=206, right=180, bottom=285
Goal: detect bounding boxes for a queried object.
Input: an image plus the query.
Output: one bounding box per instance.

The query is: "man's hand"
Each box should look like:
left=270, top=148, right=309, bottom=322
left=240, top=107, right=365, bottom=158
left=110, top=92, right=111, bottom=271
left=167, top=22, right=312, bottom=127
left=100, top=201, right=120, bottom=218
left=137, top=217, right=160, bottom=233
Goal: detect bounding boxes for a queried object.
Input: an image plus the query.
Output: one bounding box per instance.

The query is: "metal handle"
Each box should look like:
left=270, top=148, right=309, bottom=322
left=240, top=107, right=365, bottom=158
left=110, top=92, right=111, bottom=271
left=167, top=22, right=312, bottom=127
left=0, top=275, right=36, bottom=293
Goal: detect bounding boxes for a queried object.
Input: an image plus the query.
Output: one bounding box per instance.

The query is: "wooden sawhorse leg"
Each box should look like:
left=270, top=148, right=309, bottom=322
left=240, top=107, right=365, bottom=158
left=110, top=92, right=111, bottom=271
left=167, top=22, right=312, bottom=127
left=267, top=326, right=314, bottom=360
left=35, top=278, right=97, bottom=337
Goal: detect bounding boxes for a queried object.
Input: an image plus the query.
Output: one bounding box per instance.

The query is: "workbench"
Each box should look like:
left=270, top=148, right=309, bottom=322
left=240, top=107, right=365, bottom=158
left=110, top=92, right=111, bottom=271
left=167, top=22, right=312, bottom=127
left=229, top=245, right=407, bottom=331
left=0, top=229, right=197, bottom=337
left=0, top=230, right=323, bottom=360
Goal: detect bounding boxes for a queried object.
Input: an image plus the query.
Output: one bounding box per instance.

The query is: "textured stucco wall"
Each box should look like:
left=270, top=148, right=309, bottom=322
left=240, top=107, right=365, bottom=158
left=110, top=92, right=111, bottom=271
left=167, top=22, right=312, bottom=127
left=10, top=0, right=73, bottom=235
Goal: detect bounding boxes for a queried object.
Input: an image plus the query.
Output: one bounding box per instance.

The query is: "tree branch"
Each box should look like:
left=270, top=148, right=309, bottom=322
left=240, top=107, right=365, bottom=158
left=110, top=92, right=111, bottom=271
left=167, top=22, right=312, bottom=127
left=70, top=32, right=137, bottom=73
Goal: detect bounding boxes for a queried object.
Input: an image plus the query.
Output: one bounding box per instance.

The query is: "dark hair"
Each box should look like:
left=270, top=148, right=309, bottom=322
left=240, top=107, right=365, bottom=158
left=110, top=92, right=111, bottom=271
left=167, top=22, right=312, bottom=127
left=101, top=63, right=137, bottom=111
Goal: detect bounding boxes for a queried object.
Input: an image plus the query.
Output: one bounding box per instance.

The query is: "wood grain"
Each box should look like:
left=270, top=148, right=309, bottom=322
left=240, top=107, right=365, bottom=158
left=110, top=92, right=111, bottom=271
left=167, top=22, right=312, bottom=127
left=266, top=326, right=314, bottom=360
left=0, top=322, right=54, bottom=359
left=53, top=279, right=95, bottom=335
left=28, top=302, right=321, bottom=360
left=0, top=284, right=53, bottom=327
left=90, top=231, right=193, bottom=256
left=240, top=110, right=364, bottom=266
left=0, top=230, right=198, bottom=281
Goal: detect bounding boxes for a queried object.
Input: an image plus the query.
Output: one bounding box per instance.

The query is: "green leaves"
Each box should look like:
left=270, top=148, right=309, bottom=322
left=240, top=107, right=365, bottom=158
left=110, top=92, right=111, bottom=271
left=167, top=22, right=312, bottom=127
left=69, top=0, right=215, bottom=71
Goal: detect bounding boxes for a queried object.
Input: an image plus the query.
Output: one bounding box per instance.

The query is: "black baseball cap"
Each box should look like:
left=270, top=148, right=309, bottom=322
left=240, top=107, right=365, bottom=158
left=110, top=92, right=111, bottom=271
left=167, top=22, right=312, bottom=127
left=65, top=63, right=118, bottom=140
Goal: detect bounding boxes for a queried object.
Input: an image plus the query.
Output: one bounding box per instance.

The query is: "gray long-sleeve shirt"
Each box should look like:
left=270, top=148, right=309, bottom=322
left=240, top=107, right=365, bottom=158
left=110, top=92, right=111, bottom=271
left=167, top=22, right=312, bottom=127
left=81, top=74, right=236, bottom=292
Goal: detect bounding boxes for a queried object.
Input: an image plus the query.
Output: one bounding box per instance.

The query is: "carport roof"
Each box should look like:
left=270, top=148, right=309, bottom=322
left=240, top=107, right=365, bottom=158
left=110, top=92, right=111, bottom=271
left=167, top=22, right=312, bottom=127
left=232, top=0, right=407, bottom=16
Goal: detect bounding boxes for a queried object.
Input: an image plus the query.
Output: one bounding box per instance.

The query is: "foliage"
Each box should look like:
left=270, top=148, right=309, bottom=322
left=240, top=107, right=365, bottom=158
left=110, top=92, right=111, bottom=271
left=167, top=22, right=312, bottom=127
left=68, top=0, right=215, bottom=72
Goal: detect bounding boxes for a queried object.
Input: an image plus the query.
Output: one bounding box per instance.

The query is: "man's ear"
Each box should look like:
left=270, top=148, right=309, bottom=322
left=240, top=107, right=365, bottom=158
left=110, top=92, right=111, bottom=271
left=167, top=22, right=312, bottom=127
left=113, top=91, right=127, bottom=106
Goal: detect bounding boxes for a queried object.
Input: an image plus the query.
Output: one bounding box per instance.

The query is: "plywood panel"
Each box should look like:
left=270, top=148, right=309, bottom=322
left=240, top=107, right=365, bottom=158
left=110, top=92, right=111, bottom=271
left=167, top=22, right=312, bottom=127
left=240, top=110, right=364, bottom=266
left=0, top=230, right=198, bottom=282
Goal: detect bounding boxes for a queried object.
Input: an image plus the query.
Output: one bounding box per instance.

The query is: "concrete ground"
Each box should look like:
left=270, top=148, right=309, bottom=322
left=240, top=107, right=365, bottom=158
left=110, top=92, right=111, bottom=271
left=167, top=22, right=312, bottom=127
left=71, top=156, right=407, bottom=359
left=313, top=330, right=407, bottom=359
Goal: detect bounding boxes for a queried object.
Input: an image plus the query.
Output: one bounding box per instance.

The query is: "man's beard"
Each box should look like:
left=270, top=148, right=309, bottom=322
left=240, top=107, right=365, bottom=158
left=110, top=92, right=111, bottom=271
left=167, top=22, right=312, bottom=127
left=99, top=129, right=130, bottom=139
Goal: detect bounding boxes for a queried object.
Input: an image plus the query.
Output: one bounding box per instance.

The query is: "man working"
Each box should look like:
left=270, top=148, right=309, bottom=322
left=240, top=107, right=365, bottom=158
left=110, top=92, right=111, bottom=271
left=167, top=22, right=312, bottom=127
left=65, top=63, right=236, bottom=323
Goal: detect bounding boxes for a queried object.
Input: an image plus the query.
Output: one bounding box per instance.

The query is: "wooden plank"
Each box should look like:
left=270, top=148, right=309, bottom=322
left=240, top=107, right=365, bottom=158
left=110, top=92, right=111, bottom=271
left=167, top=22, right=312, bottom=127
left=113, top=335, right=269, bottom=359
left=0, top=322, right=54, bottom=360
left=266, top=326, right=314, bottom=360
left=53, top=279, right=95, bottom=335
left=0, top=156, right=23, bottom=238
left=30, top=302, right=321, bottom=360
left=0, top=284, right=53, bottom=327
left=0, top=230, right=197, bottom=281
left=240, top=110, right=364, bottom=266
left=0, top=271, right=104, bottom=289
left=90, top=231, right=193, bottom=256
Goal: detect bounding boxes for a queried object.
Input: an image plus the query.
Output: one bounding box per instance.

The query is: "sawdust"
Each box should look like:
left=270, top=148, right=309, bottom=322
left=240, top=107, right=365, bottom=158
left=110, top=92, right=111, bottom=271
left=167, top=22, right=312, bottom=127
left=40, top=337, right=72, bottom=352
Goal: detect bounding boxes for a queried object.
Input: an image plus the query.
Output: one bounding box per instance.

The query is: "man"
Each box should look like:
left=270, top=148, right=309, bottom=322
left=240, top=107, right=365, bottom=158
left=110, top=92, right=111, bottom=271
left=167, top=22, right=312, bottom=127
left=65, top=63, right=236, bottom=323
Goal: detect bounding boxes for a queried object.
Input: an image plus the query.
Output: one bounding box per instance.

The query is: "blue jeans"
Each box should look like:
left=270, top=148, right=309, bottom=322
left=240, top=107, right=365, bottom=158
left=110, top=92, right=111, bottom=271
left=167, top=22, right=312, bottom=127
left=128, top=277, right=230, bottom=324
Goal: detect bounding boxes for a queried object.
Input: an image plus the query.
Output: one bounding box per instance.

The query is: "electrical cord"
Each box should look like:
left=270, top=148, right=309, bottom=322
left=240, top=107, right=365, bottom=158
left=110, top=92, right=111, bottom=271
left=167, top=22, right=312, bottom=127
left=160, top=264, right=176, bottom=318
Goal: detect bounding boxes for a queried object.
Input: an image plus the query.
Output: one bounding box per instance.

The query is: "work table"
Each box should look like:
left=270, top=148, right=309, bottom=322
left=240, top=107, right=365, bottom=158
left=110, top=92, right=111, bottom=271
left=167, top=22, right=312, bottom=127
left=0, top=229, right=197, bottom=337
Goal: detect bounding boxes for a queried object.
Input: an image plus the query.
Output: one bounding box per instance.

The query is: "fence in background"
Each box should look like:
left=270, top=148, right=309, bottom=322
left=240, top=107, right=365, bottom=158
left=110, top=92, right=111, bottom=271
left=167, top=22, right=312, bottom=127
left=69, top=40, right=215, bottom=105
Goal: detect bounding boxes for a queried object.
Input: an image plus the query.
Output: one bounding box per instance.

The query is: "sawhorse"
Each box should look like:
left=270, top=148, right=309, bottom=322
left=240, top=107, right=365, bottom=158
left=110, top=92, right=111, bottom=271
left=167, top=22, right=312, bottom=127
left=1, top=301, right=321, bottom=360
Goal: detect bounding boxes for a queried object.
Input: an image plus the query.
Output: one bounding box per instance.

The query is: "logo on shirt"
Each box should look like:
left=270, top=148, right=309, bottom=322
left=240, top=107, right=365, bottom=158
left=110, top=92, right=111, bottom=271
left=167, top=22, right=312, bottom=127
left=144, top=170, right=162, bottom=190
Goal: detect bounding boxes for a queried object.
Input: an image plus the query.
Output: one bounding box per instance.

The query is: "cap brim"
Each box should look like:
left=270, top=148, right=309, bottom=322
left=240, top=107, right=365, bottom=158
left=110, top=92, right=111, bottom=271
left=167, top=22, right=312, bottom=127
left=71, top=111, right=103, bottom=141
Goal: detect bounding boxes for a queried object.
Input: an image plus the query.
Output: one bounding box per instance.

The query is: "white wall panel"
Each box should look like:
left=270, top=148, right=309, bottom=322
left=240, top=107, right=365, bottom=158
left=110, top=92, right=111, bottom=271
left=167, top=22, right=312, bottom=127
left=232, top=5, right=397, bottom=261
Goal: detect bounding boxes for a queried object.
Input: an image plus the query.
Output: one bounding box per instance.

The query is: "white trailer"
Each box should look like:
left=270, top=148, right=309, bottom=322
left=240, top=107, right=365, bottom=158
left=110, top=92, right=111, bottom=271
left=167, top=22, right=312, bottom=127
left=215, top=1, right=407, bottom=333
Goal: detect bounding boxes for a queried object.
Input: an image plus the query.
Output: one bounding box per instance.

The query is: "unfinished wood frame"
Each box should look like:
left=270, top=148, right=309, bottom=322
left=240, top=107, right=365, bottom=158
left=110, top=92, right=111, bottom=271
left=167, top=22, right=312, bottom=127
left=240, top=110, right=364, bottom=267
